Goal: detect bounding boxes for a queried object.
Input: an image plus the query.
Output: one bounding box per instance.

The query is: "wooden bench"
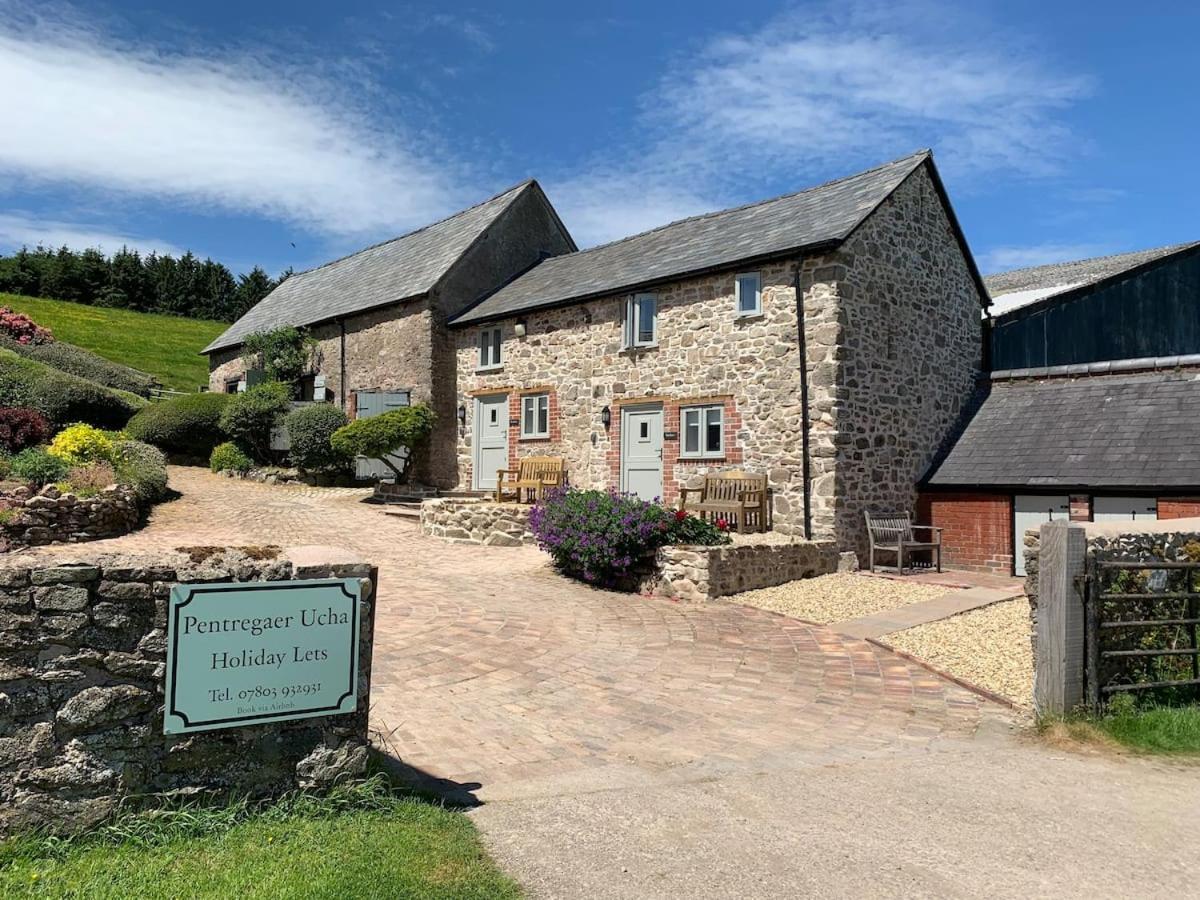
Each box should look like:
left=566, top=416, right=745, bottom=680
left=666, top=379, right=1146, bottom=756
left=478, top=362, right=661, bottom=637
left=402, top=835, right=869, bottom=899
left=495, top=456, right=565, bottom=503
left=678, top=471, right=769, bottom=534
left=864, top=511, right=942, bottom=574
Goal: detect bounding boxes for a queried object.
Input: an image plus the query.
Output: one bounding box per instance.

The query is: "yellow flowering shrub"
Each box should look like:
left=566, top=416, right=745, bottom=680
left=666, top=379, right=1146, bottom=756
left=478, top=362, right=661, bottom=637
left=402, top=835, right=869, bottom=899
left=47, top=422, right=115, bottom=466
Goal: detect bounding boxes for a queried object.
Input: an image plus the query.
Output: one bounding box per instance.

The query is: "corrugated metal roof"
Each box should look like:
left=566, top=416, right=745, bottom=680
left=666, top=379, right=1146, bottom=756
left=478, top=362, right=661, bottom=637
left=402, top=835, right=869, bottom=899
left=204, top=181, right=537, bottom=353
left=452, top=150, right=932, bottom=325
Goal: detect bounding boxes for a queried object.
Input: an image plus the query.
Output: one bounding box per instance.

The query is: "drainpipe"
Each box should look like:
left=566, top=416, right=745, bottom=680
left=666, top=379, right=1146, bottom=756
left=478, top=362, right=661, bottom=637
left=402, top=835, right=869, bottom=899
left=794, top=262, right=814, bottom=540
left=339, top=318, right=347, bottom=408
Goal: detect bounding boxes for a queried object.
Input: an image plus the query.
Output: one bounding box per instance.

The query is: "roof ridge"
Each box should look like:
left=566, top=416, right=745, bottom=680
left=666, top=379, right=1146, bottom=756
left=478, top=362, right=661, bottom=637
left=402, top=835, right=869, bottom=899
left=543, top=149, right=931, bottom=261
left=988, top=240, right=1200, bottom=280
left=285, top=179, right=536, bottom=281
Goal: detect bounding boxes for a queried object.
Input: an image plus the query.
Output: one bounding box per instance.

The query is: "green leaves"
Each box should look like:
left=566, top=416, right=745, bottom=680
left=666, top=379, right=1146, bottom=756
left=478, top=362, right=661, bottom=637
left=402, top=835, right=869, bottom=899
left=330, top=405, right=435, bottom=481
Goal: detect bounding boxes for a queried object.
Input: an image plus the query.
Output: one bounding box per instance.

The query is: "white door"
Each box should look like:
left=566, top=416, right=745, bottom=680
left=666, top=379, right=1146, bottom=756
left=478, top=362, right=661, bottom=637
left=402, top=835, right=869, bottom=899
left=620, top=404, right=663, bottom=501
left=1013, top=495, right=1070, bottom=576
left=1093, top=496, right=1158, bottom=523
left=473, top=394, right=508, bottom=491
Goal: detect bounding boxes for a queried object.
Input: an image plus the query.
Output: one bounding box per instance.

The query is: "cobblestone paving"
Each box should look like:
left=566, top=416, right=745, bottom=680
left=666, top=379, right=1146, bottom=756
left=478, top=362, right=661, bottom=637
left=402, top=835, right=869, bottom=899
left=26, top=467, right=1004, bottom=800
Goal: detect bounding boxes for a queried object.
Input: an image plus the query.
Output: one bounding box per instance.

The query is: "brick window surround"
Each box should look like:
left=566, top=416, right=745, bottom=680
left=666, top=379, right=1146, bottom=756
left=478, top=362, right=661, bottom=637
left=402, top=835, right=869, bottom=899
left=507, top=388, right=561, bottom=468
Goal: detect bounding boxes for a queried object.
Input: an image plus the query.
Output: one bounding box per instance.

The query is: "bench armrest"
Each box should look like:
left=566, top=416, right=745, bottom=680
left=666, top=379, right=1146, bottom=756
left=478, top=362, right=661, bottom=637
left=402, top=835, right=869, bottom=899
left=907, top=525, right=943, bottom=535
left=496, top=468, right=520, bottom=482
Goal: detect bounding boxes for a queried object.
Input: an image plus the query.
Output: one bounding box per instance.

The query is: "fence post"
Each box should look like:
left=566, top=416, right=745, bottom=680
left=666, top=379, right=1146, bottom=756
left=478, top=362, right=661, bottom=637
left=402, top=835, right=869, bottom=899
left=1034, top=520, right=1088, bottom=716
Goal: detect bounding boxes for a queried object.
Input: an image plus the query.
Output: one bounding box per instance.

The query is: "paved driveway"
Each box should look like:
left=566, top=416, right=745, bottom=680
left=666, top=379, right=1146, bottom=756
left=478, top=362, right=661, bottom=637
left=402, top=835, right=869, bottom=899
left=28, top=468, right=1200, bottom=898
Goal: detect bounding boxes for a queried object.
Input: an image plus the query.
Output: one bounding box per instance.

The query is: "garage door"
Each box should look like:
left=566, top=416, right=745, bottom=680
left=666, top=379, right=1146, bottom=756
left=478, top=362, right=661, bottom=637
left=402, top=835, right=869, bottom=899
left=1093, top=496, right=1158, bottom=523
left=1013, top=495, right=1070, bottom=576
left=353, top=390, right=411, bottom=481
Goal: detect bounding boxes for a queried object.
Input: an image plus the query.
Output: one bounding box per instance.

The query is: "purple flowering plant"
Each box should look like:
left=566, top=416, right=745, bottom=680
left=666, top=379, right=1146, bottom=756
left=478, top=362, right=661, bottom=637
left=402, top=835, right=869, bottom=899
left=529, top=488, right=730, bottom=587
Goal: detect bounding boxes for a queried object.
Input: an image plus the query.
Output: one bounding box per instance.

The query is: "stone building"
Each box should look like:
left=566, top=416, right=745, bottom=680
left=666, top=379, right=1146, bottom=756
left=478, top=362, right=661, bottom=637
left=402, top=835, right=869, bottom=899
left=450, top=151, right=987, bottom=554
left=203, top=180, right=576, bottom=487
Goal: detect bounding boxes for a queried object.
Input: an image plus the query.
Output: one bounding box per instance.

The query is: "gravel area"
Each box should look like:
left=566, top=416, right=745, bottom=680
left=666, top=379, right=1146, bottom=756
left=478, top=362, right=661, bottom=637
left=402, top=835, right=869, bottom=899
left=884, top=598, right=1034, bottom=707
left=729, top=573, right=959, bottom=624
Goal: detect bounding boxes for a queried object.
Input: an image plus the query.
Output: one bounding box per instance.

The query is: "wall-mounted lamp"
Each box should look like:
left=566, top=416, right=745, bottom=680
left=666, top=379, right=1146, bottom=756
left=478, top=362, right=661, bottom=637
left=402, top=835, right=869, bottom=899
left=457, top=403, right=467, bottom=425
left=600, top=405, right=611, bottom=429
left=514, top=319, right=528, bottom=338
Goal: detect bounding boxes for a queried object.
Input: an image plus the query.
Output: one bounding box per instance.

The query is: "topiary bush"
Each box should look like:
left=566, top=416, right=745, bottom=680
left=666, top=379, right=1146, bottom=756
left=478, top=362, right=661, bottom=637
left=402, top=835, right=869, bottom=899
left=0, top=334, right=158, bottom=397
left=48, top=422, right=115, bottom=466
left=10, top=447, right=69, bottom=486
left=0, top=349, right=146, bottom=429
left=285, top=403, right=350, bottom=471
left=0, top=406, right=50, bottom=453
left=114, top=439, right=169, bottom=502
left=529, top=489, right=730, bottom=587
left=210, top=441, right=252, bottom=474
left=330, top=405, right=435, bottom=482
left=218, top=381, right=291, bottom=463
left=124, top=392, right=231, bottom=457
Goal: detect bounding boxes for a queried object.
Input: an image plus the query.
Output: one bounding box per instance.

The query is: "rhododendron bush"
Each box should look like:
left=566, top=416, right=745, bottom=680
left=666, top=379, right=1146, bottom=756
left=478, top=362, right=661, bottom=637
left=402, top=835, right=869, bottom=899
left=0, top=307, right=52, bottom=345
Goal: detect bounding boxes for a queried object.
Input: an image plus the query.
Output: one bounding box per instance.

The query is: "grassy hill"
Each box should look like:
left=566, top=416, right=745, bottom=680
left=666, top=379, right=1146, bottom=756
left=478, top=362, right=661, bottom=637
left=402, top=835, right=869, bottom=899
left=0, top=293, right=227, bottom=392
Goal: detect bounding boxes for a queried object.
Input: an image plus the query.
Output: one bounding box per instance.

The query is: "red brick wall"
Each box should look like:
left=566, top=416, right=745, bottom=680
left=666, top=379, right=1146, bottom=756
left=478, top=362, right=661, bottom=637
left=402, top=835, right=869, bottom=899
left=507, top=388, right=561, bottom=469
left=1069, top=494, right=1091, bottom=522
left=919, top=492, right=1014, bottom=575
left=1159, top=497, right=1200, bottom=519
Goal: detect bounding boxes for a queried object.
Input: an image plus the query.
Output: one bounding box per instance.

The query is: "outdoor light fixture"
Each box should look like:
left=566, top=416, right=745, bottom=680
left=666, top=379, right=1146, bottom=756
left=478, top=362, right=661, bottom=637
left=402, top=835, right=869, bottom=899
left=601, top=405, right=611, bottom=428
left=514, top=320, right=528, bottom=337
left=457, top=404, right=466, bottom=425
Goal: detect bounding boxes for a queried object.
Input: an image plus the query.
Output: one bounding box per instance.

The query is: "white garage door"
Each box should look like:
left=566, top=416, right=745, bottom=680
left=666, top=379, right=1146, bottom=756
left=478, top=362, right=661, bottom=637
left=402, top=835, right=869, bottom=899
left=1013, top=495, right=1070, bottom=576
left=1093, top=496, right=1158, bottom=523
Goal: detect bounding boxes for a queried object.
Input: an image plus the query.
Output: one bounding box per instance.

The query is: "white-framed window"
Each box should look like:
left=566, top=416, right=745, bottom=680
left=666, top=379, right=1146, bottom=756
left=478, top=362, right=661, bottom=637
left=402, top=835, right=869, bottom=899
left=520, top=392, right=550, bottom=438
left=735, top=272, right=761, bottom=317
left=681, top=404, right=724, bottom=458
left=623, top=293, right=657, bottom=348
left=478, top=326, right=503, bottom=370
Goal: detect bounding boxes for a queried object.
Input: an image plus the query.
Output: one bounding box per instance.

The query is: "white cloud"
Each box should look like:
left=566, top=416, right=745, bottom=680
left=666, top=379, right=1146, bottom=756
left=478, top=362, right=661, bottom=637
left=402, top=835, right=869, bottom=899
left=0, top=212, right=184, bottom=257
left=979, top=242, right=1114, bottom=273
left=547, top=172, right=715, bottom=249
left=0, top=6, right=468, bottom=239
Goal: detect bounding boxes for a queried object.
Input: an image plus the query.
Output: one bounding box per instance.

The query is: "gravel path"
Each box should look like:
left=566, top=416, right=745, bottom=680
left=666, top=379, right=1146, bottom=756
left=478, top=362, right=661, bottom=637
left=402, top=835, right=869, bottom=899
left=884, top=598, right=1034, bottom=707
left=729, top=573, right=960, bottom=624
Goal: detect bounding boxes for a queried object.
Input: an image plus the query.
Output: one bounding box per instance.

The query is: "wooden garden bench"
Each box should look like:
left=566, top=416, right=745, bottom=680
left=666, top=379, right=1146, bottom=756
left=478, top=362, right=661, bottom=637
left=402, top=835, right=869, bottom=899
left=678, top=471, right=769, bottom=534
left=864, top=511, right=942, bottom=574
left=495, top=456, right=565, bottom=503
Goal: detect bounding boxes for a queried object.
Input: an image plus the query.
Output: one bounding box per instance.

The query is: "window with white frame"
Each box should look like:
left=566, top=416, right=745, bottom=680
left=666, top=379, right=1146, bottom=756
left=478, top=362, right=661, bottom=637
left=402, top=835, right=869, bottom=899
left=681, top=404, right=724, bottom=458
left=735, top=272, right=761, bottom=317
left=478, top=326, right=503, bottom=370
left=520, top=392, right=550, bottom=438
left=623, top=293, right=657, bottom=348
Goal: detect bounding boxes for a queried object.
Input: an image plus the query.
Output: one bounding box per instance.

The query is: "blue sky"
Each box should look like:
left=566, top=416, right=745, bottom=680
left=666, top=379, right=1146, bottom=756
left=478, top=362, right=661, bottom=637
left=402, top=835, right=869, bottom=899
left=1, top=0, right=1196, bottom=280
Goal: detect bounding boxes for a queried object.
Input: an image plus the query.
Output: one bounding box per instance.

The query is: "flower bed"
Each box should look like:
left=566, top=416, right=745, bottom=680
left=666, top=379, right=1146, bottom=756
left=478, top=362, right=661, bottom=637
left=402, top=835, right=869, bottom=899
left=0, top=482, right=141, bottom=548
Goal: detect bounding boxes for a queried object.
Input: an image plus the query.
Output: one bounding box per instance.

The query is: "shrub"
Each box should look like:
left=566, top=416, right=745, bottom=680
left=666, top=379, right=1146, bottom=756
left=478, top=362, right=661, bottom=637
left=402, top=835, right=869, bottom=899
left=63, top=461, right=118, bottom=497
left=529, top=489, right=730, bottom=586
left=241, top=327, right=316, bottom=390
left=330, top=405, right=435, bottom=482
left=285, top=403, right=350, bottom=471
left=0, top=307, right=52, bottom=345
left=114, top=439, right=169, bottom=502
left=210, top=441, right=252, bottom=474
left=218, top=381, right=291, bottom=463
left=0, top=406, right=49, bottom=453
left=48, top=422, right=115, bottom=466
left=0, top=349, right=146, bottom=429
left=10, top=447, right=68, bottom=486
left=0, top=333, right=158, bottom=396
left=125, top=392, right=231, bottom=457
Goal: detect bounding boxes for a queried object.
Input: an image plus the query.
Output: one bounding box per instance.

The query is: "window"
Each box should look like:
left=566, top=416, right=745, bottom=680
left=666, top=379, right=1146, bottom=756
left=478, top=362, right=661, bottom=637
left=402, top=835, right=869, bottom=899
left=623, top=293, right=657, bottom=348
left=521, top=393, right=550, bottom=438
left=681, top=404, right=724, bottom=458
left=478, top=326, right=503, bottom=370
left=735, top=272, right=761, bottom=317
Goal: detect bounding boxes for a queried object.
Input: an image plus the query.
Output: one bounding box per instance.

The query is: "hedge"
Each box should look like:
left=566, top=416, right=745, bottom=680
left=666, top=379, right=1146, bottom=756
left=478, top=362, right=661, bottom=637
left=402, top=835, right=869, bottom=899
left=124, top=391, right=232, bottom=457
left=0, top=334, right=158, bottom=397
left=218, top=381, right=291, bottom=463
left=0, top=349, right=146, bottom=430
left=285, top=403, right=350, bottom=471
left=114, top=439, right=169, bottom=502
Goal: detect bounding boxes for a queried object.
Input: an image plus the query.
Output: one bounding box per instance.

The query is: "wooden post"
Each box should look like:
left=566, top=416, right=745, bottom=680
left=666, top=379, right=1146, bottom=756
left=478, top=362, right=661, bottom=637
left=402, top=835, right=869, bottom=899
left=1034, top=521, right=1088, bottom=716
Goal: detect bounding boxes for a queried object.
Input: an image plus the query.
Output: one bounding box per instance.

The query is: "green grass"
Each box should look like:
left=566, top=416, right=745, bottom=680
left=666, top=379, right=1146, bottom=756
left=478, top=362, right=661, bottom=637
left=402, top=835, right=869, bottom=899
left=0, top=778, right=520, bottom=900
left=1042, top=701, right=1200, bottom=756
left=0, top=293, right=227, bottom=392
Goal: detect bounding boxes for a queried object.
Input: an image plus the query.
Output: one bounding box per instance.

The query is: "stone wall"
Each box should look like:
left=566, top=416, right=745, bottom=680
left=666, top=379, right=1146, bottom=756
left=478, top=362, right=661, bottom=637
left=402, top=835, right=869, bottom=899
left=1, top=484, right=141, bottom=549
left=0, top=545, right=375, bottom=835
left=651, top=539, right=840, bottom=602
left=420, top=498, right=533, bottom=546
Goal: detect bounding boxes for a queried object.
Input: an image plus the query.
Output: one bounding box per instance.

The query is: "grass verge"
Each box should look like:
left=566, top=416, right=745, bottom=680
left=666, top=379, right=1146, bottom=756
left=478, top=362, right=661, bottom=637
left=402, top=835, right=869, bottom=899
left=0, top=293, right=227, bottom=392
left=0, top=777, right=519, bottom=899
left=1040, top=702, right=1200, bottom=756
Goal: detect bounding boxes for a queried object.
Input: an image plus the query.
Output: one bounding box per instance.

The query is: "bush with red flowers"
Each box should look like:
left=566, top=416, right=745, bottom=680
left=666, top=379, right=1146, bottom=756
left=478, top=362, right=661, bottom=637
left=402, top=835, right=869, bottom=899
left=0, top=308, right=52, bottom=346
left=0, top=406, right=50, bottom=453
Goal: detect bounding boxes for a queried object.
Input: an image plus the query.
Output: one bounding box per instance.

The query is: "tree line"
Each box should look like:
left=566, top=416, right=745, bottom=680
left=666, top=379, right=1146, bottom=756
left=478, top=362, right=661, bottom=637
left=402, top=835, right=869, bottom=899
left=0, top=245, right=287, bottom=323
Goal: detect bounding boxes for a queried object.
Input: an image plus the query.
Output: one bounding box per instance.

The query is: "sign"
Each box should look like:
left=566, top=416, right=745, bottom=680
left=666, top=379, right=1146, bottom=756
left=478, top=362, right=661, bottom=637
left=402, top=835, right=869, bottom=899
left=663, top=430, right=679, bottom=441
left=164, top=578, right=361, bottom=735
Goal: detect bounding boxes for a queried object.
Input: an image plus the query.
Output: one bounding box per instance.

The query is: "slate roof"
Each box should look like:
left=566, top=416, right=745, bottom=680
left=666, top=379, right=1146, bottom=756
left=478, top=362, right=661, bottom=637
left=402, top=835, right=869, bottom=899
left=984, top=242, right=1200, bottom=317
left=454, top=150, right=952, bottom=325
left=204, top=181, right=540, bottom=353
left=923, top=373, right=1200, bottom=489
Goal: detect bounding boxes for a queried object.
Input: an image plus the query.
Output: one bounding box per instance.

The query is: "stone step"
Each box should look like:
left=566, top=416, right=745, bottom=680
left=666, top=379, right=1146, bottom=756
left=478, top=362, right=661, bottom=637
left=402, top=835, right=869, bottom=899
left=382, top=505, right=422, bottom=520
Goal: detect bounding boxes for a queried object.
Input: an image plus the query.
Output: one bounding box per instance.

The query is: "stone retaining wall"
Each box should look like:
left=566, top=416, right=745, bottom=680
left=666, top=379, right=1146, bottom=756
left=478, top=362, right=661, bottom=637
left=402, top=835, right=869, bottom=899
left=420, top=498, right=533, bottom=546
left=1, top=484, right=141, bottom=549
left=0, top=545, right=376, bottom=836
left=651, top=539, right=840, bottom=602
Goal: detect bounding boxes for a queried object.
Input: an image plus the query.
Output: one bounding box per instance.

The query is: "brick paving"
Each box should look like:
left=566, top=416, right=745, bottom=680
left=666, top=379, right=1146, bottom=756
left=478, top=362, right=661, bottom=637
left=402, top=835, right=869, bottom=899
left=26, top=467, right=1006, bottom=801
